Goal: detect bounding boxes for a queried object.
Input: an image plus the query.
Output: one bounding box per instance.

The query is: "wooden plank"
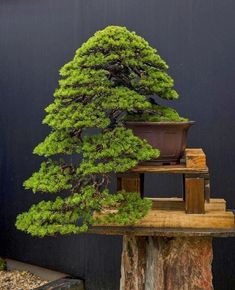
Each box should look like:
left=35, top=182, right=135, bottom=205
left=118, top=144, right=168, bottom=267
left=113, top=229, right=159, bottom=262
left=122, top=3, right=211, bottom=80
left=206, top=199, right=226, bottom=211
left=185, top=149, right=204, bottom=154
left=131, top=164, right=208, bottom=174
left=90, top=226, right=235, bottom=237
left=185, top=177, right=205, bottom=213
left=94, top=209, right=235, bottom=230
left=149, top=198, right=226, bottom=212
left=150, top=197, right=184, bottom=210
left=117, top=173, right=144, bottom=197
left=136, top=210, right=234, bottom=228
left=129, top=148, right=208, bottom=174
left=185, top=148, right=207, bottom=169
left=117, top=173, right=142, bottom=193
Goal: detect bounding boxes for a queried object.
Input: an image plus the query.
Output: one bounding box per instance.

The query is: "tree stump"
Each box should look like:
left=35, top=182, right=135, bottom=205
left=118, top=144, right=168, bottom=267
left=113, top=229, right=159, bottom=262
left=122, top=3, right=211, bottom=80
left=120, top=235, right=213, bottom=290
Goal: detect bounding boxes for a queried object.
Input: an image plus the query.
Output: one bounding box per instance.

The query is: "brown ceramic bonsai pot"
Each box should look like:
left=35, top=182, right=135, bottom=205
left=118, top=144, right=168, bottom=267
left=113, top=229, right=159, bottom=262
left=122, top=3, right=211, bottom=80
left=125, top=121, right=195, bottom=164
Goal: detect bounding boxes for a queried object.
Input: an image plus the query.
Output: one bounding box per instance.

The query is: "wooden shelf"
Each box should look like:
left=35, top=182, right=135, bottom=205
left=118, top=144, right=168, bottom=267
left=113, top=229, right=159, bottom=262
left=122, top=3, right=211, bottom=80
left=130, top=148, right=208, bottom=174
left=92, top=148, right=235, bottom=237
left=90, top=226, right=235, bottom=237
left=92, top=212, right=235, bottom=237
left=150, top=197, right=226, bottom=212
left=92, top=198, right=235, bottom=236
left=94, top=209, right=234, bottom=230
left=118, top=148, right=210, bottom=214
left=131, top=164, right=208, bottom=174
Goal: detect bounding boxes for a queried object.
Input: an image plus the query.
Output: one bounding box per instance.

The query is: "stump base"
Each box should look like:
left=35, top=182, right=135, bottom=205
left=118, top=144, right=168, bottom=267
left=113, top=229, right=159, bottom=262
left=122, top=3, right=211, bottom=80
left=120, top=236, right=213, bottom=290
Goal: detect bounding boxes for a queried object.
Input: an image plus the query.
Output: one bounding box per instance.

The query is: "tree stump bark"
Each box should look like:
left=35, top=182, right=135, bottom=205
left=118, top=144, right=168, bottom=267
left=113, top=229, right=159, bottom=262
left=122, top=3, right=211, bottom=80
left=120, top=235, right=213, bottom=290
left=120, top=235, right=147, bottom=290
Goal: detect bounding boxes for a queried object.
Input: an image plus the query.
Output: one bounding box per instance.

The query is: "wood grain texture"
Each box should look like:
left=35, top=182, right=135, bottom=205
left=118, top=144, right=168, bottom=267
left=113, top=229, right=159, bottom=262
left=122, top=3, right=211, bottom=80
left=185, top=177, right=205, bottom=213
left=185, top=148, right=207, bottom=169
left=131, top=164, right=208, bottom=174
left=90, top=226, right=235, bottom=237
left=120, top=236, right=146, bottom=290
left=149, top=198, right=226, bottom=212
left=94, top=209, right=234, bottom=230
left=117, top=173, right=141, bottom=193
left=117, top=173, right=144, bottom=197
left=145, top=237, right=213, bottom=290
left=130, top=148, right=209, bottom=173
left=134, top=210, right=234, bottom=229
left=120, top=236, right=213, bottom=290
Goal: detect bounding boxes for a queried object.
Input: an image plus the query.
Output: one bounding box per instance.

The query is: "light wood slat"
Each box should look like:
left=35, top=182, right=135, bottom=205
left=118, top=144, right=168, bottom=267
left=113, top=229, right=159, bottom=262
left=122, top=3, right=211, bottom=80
left=185, top=148, right=207, bottom=169
left=130, top=164, right=208, bottom=174
left=94, top=209, right=234, bottom=230
left=88, top=226, right=235, bottom=238
left=149, top=198, right=226, bottom=212
left=129, top=148, right=208, bottom=173
left=90, top=226, right=235, bottom=237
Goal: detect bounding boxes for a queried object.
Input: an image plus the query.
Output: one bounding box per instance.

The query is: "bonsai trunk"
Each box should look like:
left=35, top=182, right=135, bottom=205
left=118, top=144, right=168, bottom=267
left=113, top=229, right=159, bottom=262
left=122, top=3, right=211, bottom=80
left=120, top=235, right=213, bottom=290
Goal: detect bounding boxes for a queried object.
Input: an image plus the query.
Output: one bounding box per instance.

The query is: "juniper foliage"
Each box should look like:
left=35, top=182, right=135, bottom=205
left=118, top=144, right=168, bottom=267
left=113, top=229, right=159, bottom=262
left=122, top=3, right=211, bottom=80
left=16, top=26, right=182, bottom=237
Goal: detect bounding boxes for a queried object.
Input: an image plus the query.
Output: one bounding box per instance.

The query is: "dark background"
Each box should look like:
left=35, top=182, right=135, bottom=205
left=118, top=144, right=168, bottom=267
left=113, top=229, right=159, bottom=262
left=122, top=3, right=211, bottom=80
left=1, top=1, right=235, bottom=289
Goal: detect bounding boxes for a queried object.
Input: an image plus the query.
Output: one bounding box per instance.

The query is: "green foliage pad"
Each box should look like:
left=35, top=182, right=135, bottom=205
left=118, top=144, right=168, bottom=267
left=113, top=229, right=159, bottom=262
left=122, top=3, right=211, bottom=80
left=16, top=26, right=183, bottom=237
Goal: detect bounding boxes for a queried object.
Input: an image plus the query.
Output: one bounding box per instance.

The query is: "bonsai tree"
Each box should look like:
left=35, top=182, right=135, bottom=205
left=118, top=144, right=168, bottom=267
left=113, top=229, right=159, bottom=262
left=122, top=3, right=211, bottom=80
left=16, top=26, right=184, bottom=237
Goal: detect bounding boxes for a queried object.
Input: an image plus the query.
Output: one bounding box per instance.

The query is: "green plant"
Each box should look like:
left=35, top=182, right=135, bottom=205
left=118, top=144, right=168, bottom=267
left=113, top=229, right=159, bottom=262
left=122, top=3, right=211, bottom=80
left=16, top=26, right=182, bottom=237
left=0, top=258, right=6, bottom=271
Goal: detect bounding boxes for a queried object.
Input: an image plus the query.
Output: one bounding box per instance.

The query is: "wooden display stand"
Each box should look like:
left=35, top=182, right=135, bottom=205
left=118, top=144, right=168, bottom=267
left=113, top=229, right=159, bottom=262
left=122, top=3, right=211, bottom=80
left=92, top=149, right=235, bottom=290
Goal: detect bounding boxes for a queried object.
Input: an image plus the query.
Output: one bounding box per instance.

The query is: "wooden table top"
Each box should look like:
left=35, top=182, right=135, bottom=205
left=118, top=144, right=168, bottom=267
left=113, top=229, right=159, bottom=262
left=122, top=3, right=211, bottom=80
left=91, top=205, right=235, bottom=237
left=90, top=226, right=235, bottom=237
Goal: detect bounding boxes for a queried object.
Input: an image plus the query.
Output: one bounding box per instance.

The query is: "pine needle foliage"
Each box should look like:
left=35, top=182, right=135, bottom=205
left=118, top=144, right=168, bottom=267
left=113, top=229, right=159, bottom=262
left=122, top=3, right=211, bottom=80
left=16, top=26, right=182, bottom=237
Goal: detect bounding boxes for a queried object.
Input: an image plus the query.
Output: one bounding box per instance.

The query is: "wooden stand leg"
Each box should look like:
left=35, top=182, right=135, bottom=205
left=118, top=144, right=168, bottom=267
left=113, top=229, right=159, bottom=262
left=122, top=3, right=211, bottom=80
left=117, top=173, right=144, bottom=198
left=120, top=236, right=213, bottom=290
left=185, top=175, right=205, bottom=214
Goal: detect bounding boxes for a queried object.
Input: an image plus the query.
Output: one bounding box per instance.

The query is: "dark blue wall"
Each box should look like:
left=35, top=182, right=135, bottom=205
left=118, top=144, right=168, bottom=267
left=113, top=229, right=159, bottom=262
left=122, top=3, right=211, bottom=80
left=1, top=1, right=235, bottom=289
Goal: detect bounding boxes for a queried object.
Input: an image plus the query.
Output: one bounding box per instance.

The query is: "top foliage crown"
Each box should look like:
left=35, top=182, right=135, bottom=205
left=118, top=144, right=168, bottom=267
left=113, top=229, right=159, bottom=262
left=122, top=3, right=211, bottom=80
left=59, top=25, right=178, bottom=101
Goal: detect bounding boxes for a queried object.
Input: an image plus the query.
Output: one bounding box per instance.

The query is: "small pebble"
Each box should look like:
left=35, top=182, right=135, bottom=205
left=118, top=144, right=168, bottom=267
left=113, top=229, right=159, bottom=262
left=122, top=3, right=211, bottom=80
left=0, top=270, right=48, bottom=290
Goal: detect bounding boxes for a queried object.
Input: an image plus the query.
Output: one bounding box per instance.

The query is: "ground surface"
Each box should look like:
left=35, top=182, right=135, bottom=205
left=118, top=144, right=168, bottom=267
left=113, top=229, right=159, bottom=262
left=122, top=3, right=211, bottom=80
left=0, top=270, right=48, bottom=290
